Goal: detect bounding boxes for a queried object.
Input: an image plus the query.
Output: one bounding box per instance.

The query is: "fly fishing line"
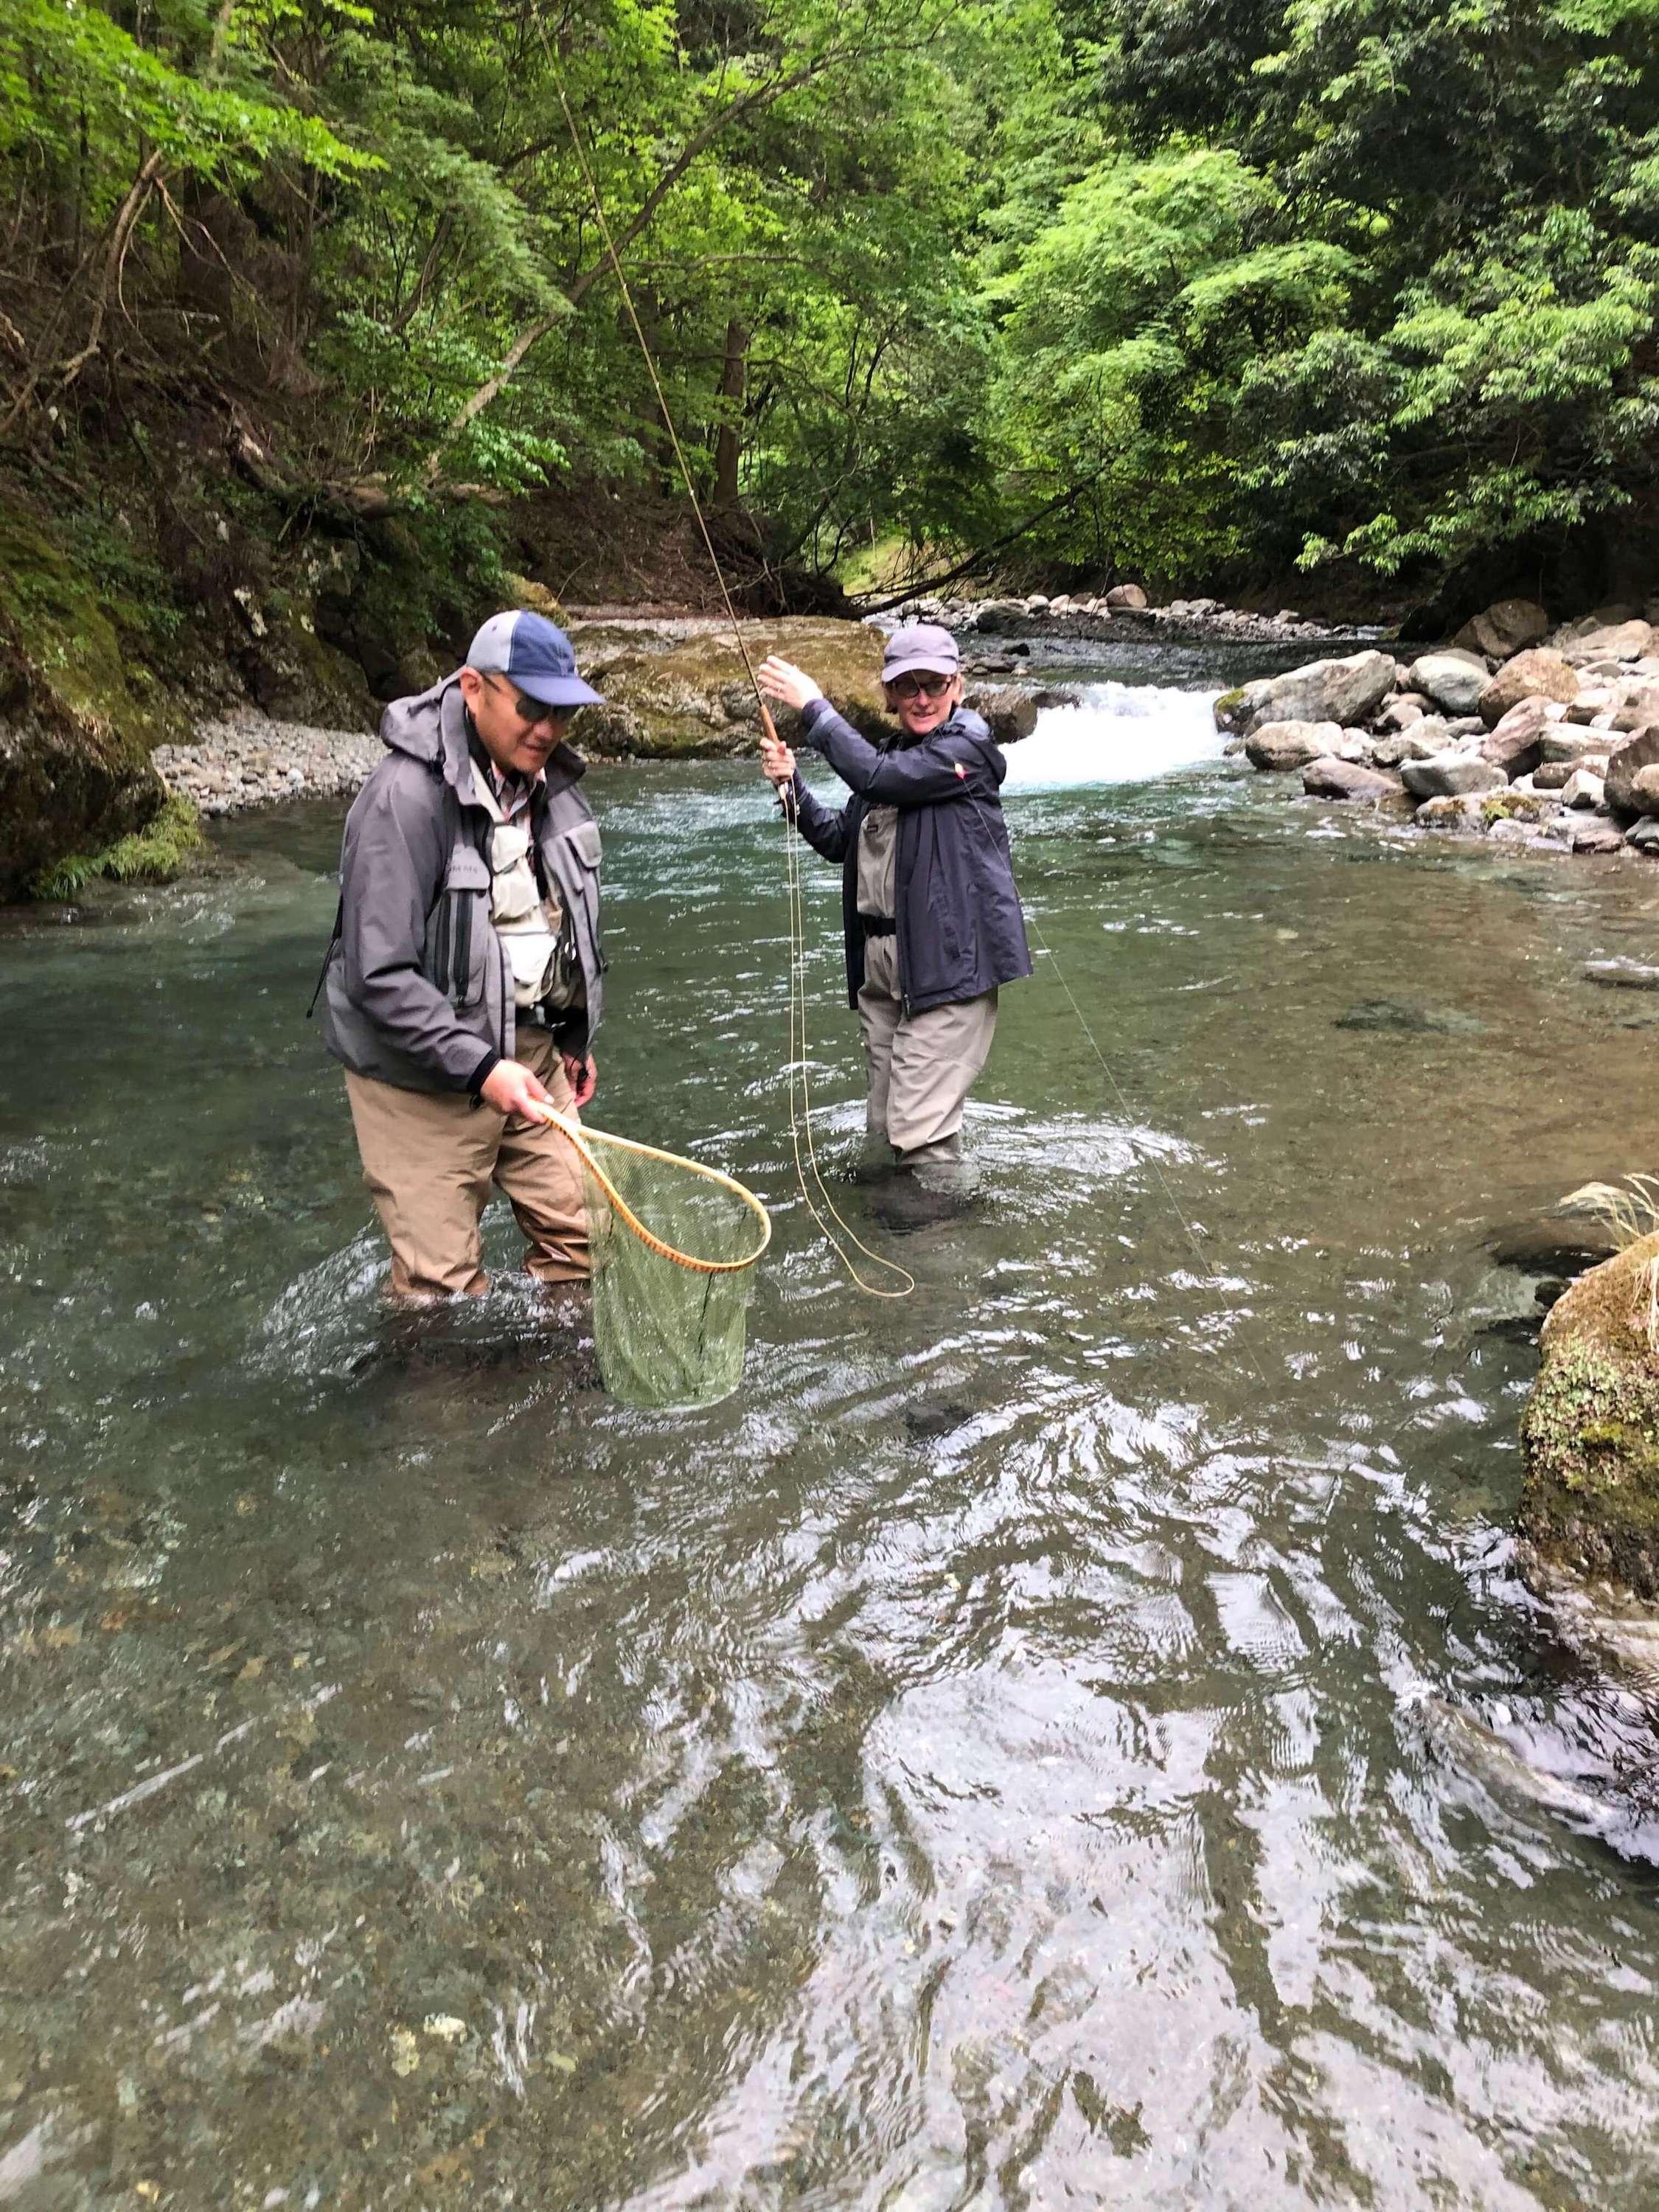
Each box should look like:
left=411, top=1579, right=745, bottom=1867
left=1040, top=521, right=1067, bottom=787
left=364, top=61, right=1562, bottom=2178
left=532, top=15, right=912, bottom=1300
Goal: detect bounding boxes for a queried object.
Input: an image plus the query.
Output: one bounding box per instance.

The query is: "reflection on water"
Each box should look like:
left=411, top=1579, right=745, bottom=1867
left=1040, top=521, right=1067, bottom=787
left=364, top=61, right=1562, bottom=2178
left=7, top=676, right=1659, bottom=2205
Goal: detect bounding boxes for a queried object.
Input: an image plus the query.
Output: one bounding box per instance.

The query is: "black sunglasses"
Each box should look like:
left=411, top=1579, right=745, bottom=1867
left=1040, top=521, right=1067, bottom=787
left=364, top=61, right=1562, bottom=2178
left=887, top=671, right=955, bottom=700
left=487, top=675, right=574, bottom=726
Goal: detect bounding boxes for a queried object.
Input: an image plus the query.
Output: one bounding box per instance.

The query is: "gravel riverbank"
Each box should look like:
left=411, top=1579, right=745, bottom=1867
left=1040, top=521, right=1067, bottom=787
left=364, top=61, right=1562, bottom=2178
left=155, top=715, right=384, bottom=815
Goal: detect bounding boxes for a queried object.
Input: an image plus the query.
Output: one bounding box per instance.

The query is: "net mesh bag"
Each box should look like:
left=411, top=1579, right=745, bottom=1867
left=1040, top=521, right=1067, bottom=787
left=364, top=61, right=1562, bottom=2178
left=540, top=1112, right=770, bottom=1408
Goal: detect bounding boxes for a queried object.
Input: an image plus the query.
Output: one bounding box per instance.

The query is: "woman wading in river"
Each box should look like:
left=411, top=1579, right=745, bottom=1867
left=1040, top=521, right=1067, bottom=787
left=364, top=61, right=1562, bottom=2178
left=758, top=624, right=1032, bottom=1196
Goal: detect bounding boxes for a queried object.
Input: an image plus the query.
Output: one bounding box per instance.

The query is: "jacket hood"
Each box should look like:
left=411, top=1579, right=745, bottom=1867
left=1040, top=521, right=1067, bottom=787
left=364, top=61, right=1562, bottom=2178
left=378, top=675, right=456, bottom=767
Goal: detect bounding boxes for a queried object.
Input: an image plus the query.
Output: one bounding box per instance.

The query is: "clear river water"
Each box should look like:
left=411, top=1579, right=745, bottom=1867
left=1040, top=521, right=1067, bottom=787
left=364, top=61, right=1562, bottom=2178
left=7, top=639, right=1659, bottom=2208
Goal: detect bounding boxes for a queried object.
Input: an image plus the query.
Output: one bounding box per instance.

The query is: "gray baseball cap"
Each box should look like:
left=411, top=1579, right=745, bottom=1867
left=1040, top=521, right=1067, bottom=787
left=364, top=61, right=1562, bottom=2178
left=465, top=609, right=603, bottom=709
left=881, top=622, right=960, bottom=683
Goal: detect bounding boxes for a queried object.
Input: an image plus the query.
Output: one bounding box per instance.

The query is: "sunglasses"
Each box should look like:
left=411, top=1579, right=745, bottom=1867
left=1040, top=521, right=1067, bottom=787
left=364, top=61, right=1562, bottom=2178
left=487, top=675, right=574, bottom=728
left=886, top=671, right=956, bottom=701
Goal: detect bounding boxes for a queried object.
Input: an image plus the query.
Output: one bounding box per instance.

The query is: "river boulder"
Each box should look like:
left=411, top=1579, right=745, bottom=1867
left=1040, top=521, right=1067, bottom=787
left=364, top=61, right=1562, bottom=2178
left=1400, top=751, right=1506, bottom=799
left=1373, top=726, right=1447, bottom=766
left=1520, top=1229, right=1659, bottom=1601
left=1406, top=650, right=1489, bottom=716
left=1478, top=649, right=1580, bottom=728
left=1480, top=695, right=1557, bottom=776
left=1301, top=757, right=1403, bottom=799
left=1562, top=620, right=1655, bottom=666
left=1219, top=650, right=1397, bottom=740
left=1604, top=726, right=1659, bottom=816
left=1245, top=719, right=1342, bottom=771
left=1105, top=583, right=1147, bottom=610
left=1453, top=598, right=1550, bottom=661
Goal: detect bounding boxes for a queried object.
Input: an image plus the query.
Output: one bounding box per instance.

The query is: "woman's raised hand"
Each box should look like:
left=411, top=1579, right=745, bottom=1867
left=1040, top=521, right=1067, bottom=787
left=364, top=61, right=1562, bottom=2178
left=759, top=733, right=796, bottom=786
left=757, top=655, right=823, bottom=712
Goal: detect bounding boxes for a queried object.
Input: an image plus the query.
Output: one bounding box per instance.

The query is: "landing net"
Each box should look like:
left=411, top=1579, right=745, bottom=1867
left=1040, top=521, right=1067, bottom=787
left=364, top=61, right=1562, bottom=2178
left=535, top=1107, right=771, bottom=1408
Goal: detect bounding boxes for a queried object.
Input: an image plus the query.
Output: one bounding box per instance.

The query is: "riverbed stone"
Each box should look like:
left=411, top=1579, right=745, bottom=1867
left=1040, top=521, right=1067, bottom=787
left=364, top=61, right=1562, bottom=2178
left=1585, top=958, right=1659, bottom=988
left=1371, top=730, right=1433, bottom=767
left=1572, top=819, right=1628, bottom=854
left=1478, top=649, right=1580, bottom=727
left=1562, top=620, right=1656, bottom=666
left=1414, top=794, right=1488, bottom=830
left=1480, top=696, right=1556, bottom=777
left=1232, top=650, right=1397, bottom=735
left=1534, top=759, right=1575, bottom=790
left=1453, top=597, right=1551, bottom=661
left=1105, top=583, right=1147, bottom=611
left=1406, top=650, right=1489, bottom=716
left=1377, top=697, right=1425, bottom=733
left=1400, top=751, right=1506, bottom=799
left=1561, top=769, right=1606, bottom=809
left=1540, top=727, right=1612, bottom=765
left=1604, top=726, right=1659, bottom=816
left=1301, top=756, right=1404, bottom=799
left=1245, top=719, right=1343, bottom=771
left=1520, top=1228, right=1659, bottom=1600
left=970, top=599, right=1031, bottom=634
left=1626, top=816, right=1659, bottom=855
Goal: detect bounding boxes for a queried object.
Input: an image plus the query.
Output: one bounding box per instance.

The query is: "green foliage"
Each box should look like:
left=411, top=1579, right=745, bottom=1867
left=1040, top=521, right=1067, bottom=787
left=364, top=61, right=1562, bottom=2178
left=3, top=0, right=1656, bottom=608
left=32, top=796, right=204, bottom=900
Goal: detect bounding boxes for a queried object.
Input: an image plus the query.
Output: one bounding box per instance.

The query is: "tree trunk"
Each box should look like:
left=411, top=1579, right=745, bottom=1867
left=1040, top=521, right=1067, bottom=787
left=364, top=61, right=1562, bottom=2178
left=713, top=317, right=748, bottom=507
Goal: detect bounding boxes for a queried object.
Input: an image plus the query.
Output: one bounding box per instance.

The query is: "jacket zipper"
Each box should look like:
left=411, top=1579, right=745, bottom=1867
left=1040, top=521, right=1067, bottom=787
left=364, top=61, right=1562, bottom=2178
left=452, top=890, right=473, bottom=1004
left=433, top=894, right=452, bottom=995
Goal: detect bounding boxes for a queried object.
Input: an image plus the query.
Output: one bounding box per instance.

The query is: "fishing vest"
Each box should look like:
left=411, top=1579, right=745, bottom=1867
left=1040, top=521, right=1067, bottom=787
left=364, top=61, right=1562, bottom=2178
left=472, top=759, right=585, bottom=1013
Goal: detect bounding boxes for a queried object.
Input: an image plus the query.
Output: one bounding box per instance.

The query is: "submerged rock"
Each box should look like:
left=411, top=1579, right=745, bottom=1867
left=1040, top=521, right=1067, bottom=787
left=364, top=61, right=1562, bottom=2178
left=1583, top=959, right=1659, bottom=991
left=1335, top=998, right=1484, bottom=1034
left=1521, top=1229, right=1659, bottom=1600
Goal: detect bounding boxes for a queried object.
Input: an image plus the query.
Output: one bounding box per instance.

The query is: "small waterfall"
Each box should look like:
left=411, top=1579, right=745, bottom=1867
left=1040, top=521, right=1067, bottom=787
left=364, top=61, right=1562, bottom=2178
left=1001, top=682, right=1224, bottom=792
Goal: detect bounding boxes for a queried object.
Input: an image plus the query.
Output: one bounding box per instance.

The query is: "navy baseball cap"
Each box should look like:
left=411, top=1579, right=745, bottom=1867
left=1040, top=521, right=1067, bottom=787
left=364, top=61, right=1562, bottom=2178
left=465, top=609, right=603, bottom=709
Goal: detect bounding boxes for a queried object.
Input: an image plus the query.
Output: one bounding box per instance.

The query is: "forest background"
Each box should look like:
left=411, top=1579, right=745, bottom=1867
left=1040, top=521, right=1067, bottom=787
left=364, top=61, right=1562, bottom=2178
left=1, top=0, right=1658, bottom=754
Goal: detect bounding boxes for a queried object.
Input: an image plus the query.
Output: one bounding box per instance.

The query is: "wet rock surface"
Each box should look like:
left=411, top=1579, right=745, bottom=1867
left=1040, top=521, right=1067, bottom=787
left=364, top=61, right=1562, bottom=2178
left=1522, top=1230, right=1659, bottom=1601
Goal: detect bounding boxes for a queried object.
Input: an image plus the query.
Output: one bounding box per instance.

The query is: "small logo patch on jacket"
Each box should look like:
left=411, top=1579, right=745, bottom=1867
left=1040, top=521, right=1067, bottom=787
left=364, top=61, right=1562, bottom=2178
left=954, top=762, right=967, bottom=779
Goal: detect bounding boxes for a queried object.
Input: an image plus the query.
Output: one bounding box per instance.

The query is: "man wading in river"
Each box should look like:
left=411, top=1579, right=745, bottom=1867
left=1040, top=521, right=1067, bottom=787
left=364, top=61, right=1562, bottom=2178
left=316, top=611, right=605, bottom=1301
left=758, top=623, right=1031, bottom=1203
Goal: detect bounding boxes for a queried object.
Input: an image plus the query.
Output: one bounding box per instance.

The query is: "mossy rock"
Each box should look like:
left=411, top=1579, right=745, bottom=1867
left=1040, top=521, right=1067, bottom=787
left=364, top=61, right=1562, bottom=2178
left=0, top=511, right=176, bottom=898
left=568, top=616, right=1040, bottom=759
left=1520, top=1228, right=1659, bottom=1598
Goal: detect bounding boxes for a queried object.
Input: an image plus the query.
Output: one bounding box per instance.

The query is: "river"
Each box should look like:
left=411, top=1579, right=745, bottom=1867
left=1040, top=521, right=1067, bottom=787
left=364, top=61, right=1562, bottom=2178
left=5, top=642, right=1659, bottom=2206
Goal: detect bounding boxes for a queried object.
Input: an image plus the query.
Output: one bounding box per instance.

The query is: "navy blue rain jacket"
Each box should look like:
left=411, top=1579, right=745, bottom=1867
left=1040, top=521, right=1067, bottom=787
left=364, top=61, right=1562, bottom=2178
left=787, top=698, right=1033, bottom=1013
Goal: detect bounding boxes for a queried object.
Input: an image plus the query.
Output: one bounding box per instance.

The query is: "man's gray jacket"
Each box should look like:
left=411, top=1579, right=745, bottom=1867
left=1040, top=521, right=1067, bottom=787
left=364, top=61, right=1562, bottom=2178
left=319, top=674, right=604, bottom=1096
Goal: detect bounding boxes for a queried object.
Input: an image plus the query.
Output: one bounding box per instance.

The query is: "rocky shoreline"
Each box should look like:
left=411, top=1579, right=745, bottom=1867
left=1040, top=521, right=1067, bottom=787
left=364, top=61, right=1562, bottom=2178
left=878, top=584, right=1360, bottom=649
left=1218, top=597, right=1659, bottom=858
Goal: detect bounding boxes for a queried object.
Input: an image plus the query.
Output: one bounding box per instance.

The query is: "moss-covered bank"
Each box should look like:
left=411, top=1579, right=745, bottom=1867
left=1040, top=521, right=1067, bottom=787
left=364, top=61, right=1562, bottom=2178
left=0, top=514, right=178, bottom=900
left=1520, top=1228, right=1659, bottom=1599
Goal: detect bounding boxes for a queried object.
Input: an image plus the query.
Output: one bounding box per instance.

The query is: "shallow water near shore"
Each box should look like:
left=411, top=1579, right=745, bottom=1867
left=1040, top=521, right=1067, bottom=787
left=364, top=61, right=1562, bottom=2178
left=9, top=660, right=1659, bottom=2206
